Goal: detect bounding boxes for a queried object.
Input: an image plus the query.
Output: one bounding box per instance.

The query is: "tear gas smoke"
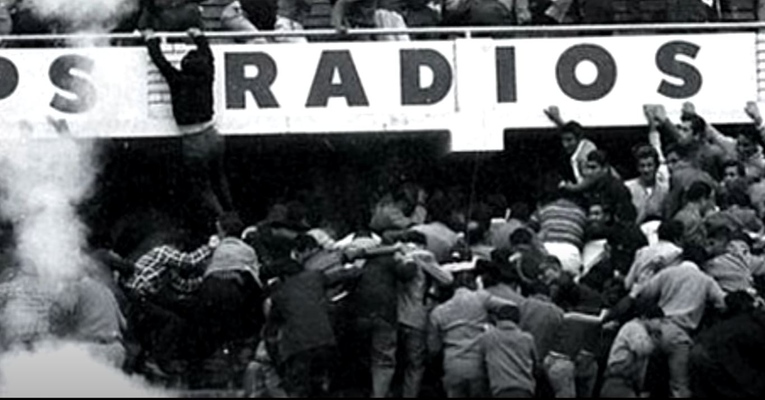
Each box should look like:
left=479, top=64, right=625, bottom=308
left=20, top=0, right=139, bottom=33
left=0, top=134, right=97, bottom=283
left=0, top=341, right=172, bottom=397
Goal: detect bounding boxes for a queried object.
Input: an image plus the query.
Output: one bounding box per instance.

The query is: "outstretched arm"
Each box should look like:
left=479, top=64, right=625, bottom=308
left=144, top=30, right=180, bottom=83
left=544, top=105, right=566, bottom=128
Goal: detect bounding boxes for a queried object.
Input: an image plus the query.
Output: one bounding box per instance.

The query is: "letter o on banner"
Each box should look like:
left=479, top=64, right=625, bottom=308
left=0, top=57, right=18, bottom=100
left=556, top=44, right=616, bottom=102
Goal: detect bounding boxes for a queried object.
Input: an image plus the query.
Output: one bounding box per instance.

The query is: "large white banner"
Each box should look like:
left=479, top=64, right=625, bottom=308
left=0, top=33, right=757, bottom=150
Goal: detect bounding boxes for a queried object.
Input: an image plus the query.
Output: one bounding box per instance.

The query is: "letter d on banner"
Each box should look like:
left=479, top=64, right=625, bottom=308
left=400, top=49, right=453, bottom=105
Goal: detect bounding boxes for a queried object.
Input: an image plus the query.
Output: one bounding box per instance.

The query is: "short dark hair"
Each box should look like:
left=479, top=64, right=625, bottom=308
left=509, top=229, right=534, bottom=246
left=489, top=304, right=521, bottom=324
left=686, top=181, right=713, bottom=203
left=665, top=142, right=691, bottom=160
left=723, top=159, right=746, bottom=177
left=586, top=150, right=609, bottom=167
left=738, top=126, right=765, bottom=148
left=561, top=121, right=585, bottom=138
left=633, top=145, right=659, bottom=164
left=680, top=112, right=706, bottom=136
left=218, top=212, right=245, bottom=238
left=724, top=180, right=752, bottom=208
left=658, top=220, right=684, bottom=243
left=707, top=224, right=734, bottom=243
left=509, top=202, right=530, bottom=222
left=427, top=191, right=454, bottom=224
left=400, top=230, right=428, bottom=246
left=293, top=234, right=319, bottom=253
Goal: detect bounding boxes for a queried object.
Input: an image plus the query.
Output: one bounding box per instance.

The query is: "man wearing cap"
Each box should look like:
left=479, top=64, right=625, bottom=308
left=428, top=258, right=518, bottom=398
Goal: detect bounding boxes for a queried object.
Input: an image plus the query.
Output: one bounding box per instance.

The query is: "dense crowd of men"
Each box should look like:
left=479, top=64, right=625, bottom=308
left=1, top=7, right=765, bottom=397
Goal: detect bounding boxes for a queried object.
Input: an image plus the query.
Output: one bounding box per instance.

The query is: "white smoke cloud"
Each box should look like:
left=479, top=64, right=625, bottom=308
left=20, top=0, right=139, bottom=33
left=0, top=341, right=172, bottom=397
left=0, top=133, right=98, bottom=283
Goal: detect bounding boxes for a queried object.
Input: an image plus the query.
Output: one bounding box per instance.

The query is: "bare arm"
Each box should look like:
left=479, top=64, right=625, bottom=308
left=544, top=106, right=566, bottom=128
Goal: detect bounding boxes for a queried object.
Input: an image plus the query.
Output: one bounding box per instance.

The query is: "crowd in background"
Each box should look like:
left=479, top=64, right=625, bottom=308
left=1, top=0, right=765, bottom=42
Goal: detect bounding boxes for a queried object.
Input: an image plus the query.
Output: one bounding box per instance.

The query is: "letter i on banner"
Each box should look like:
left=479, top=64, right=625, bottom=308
left=451, top=39, right=503, bottom=152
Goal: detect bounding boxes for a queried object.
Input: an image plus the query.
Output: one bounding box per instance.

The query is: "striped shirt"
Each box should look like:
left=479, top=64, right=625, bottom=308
left=532, top=199, right=587, bottom=249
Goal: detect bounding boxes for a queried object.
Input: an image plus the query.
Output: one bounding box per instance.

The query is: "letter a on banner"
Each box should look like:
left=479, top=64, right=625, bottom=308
left=306, top=50, right=369, bottom=107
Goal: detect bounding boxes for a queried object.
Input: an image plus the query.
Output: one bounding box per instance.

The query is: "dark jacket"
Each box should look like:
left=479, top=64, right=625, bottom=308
left=269, top=265, right=336, bottom=361
left=147, top=34, right=214, bottom=126
left=351, top=254, right=417, bottom=324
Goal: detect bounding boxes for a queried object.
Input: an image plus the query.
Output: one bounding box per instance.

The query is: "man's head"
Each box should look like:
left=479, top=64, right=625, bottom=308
left=539, top=255, right=563, bottom=285
left=737, top=126, right=763, bottom=160
left=678, top=112, right=706, bottom=139
left=705, top=225, right=734, bottom=258
left=291, top=234, right=321, bottom=264
left=587, top=203, right=612, bottom=231
left=722, top=159, right=746, bottom=186
left=685, top=181, right=715, bottom=214
left=217, top=212, right=245, bottom=238
left=488, top=304, right=521, bottom=325
left=560, top=122, right=584, bottom=156
left=657, top=220, right=684, bottom=246
left=664, top=143, right=691, bottom=175
left=393, top=183, right=421, bottom=217
left=633, top=145, right=660, bottom=184
left=508, top=228, right=534, bottom=247
left=583, top=150, right=610, bottom=180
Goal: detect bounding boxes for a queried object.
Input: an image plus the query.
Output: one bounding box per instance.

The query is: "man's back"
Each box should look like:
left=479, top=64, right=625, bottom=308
left=636, top=261, right=726, bottom=331
left=270, top=268, right=335, bottom=360
left=431, top=289, right=495, bottom=363
left=352, top=254, right=416, bottom=324
left=480, top=321, right=537, bottom=397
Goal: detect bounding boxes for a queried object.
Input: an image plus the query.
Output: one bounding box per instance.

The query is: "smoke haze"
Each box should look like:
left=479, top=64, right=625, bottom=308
left=21, top=0, right=139, bottom=33
left=0, top=341, right=171, bottom=397
left=0, top=134, right=98, bottom=283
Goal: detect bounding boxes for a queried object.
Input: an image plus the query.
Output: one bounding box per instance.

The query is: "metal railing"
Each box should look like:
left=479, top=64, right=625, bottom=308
left=0, top=21, right=765, bottom=45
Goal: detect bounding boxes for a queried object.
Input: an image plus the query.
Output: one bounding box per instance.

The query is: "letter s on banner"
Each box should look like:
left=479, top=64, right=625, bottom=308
left=556, top=44, right=617, bottom=102
left=656, top=41, right=702, bottom=99
left=49, top=55, right=96, bottom=114
left=0, top=57, right=18, bottom=100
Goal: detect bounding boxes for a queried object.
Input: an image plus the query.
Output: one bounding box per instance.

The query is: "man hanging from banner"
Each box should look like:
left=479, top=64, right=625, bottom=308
left=143, top=28, right=235, bottom=226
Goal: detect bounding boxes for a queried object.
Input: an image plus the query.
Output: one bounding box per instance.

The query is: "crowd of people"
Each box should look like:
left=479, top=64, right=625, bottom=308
left=1, top=11, right=765, bottom=398
left=0, top=0, right=763, bottom=41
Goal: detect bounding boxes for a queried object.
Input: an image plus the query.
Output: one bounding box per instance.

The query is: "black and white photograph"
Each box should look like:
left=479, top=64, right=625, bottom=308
left=0, top=0, right=763, bottom=397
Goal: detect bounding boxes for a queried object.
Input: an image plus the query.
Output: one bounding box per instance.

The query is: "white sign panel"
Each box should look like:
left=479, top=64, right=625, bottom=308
left=0, top=33, right=757, bottom=151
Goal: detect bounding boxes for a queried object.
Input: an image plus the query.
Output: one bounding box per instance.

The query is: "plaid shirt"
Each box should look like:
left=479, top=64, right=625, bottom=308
left=126, top=245, right=212, bottom=298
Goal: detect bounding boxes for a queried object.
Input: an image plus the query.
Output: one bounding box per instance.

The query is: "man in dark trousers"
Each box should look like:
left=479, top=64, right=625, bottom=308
left=143, top=27, right=233, bottom=225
